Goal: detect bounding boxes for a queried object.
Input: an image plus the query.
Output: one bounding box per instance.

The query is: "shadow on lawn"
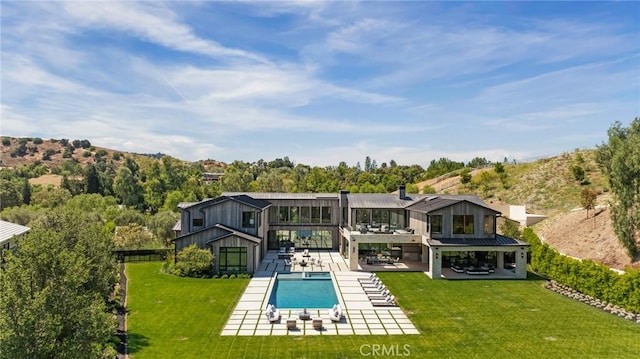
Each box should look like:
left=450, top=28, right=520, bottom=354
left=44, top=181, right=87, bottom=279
left=127, top=332, right=151, bottom=354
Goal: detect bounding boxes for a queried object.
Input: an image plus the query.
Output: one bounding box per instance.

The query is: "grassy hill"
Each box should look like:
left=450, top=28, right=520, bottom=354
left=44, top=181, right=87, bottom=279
left=422, top=149, right=608, bottom=216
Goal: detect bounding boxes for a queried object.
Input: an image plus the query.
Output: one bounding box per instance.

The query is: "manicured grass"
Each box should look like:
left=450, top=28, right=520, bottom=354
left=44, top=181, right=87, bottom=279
left=127, top=263, right=640, bottom=358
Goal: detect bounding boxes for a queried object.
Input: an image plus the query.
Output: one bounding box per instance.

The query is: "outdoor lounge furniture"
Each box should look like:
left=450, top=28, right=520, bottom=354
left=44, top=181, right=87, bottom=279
left=371, top=295, right=396, bottom=306
left=286, top=317, right=297, bottom=330
left=328, top=304, right=342, bottom=322
left=358, top=273, right=377, bottom=282
left=302, top=249, right=310, bottom=257
left=451, top=265, right=465, bottom=273
left=363, top=285, right=386, bottom=293
left=367, top=289, right=390, bottom=300
left=360, top=277, right=383, bottom=285
left=265, top=304, right=280, bottom=323
left=312, top=317, right=323, bottom=330
left=465, top=266, right=490, bottom=275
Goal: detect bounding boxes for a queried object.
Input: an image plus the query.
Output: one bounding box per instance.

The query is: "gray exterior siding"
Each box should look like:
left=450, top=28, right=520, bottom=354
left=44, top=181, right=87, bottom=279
left=429, top=202, right=496, bottom=239
left=209, top=235, right=258, bottom=274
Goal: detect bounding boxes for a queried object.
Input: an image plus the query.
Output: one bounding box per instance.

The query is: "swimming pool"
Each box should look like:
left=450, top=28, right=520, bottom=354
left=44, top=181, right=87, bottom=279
left=268, top=272, right=339, bottom=309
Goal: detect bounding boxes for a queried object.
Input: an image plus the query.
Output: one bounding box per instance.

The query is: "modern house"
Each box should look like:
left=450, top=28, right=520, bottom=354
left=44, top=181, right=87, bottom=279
left=173, top=186, right=529, bottom=279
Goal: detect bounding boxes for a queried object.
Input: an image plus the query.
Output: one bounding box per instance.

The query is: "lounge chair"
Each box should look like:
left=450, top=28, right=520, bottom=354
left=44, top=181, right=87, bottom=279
left=265, top=304, right=280, bottom=323
left=358, top=274, right=377, bottom=282
left=289, top=246, right=296, bottom=254
left=286, top=317, right=297, bottom=330
left=312, top=317, right=323, bottom=330
left=359, top=278, right=381, bottom=285
left=328, top=304, right=342, bottom=322
left=371, top=295, right=396, bottom=306
left=363, top=285, right=386, bottom=293
left=367, top=289, right=390, bottom=299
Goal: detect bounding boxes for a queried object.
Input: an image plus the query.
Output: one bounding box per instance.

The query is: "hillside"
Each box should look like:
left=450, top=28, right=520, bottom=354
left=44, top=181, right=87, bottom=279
left=0, top=137, right=125, bottom=169
left=417, top=150, right=637, bottom=270
left=0, top=137, right=226, bottom=176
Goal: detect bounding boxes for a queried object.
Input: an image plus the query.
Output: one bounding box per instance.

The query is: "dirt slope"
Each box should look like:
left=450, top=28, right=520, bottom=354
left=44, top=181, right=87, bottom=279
left=535, top=205, right=637, bottom=270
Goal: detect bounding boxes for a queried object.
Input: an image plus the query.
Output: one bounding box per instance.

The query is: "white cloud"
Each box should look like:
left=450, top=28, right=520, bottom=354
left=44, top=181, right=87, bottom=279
left=63, top=1, right=269, bottom=63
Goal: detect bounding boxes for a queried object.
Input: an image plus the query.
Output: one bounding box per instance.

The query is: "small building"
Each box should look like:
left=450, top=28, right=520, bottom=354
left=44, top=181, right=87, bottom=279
left=173, top=186, right=529, bottom=279
left=0, top=220, right=30, bottom=261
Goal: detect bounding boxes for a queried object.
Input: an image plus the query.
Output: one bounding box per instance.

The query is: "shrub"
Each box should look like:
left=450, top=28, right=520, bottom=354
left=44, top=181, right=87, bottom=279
left=524, top=228, right=640, bottom=313
left=2, top=137, right=11, bottom=146
left=174, top=244, right=214, bottom=278
left=82, top=150, right=92, bottom=157
left=33, top=137, right=43, bottom=144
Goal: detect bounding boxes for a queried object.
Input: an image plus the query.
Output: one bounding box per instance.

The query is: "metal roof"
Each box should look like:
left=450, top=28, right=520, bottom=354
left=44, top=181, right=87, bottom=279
left=0, top=220, right=30, bottom=245
left=178, top=195, right=271, bottom=210
left=172, top=220, right=181, bottom=232
left=427, top=234, right=529, bottom=247
left=206, top=224, right=261, bottom=244
left=345, top=193, right=430, bottom=209
left=406, top=195, right=500, bottom=214
left=222, top=192, right=338, bottom=200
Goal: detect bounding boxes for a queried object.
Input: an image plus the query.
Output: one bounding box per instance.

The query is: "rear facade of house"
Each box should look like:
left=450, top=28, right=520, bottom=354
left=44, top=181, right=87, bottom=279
left=173, top=186, right=529, bottom=279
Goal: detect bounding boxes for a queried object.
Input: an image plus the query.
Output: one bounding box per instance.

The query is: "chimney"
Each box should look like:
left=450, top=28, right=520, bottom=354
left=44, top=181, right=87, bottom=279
left=398, top=185, right=406, bottom=200
left=339, top=190, right=350, bottom=226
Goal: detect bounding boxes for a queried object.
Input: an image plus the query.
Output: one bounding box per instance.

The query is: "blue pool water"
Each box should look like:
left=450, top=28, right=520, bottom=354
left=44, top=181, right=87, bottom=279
left=268, top=272, right=338, bottom=309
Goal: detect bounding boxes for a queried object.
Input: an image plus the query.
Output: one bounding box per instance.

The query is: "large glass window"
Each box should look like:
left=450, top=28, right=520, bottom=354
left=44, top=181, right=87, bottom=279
left=219, top=247, right=247, bottom=272
left=300, top=206, right=310, bottom=223
left=484, top=215, right=495, bottom=234
left=192, top=218, right=203, bottom=227
left=311, top=206, right=321, bottom=223
left=290, top=206, right=299, bottom=224
left=242, top=211, right=255, bottom=228
left=355, top=209, right=370, bottom=227
left=321, top=206, right=331, bottom=224
left=390, top=210, right=405, bottom=230
left=279, top=206, right=289, bottom=223
left=355, top=209, right=405, bottom=229
left=430, top=215, right=442, bottom=234
left=453, top=215, right=474, bottom=234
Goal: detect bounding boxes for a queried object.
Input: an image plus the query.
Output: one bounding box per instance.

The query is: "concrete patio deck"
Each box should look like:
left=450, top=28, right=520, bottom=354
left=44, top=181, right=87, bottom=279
left=221, top=250, right=419, bottom=336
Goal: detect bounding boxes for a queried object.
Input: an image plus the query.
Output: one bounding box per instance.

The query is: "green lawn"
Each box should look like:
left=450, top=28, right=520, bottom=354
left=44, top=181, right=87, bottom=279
left=126, top=262, right=640, bottom=358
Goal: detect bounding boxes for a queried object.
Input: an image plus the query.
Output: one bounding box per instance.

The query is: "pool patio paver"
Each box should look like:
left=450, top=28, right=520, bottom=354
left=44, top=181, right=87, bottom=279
left=221, top=250, right=419, bottom=336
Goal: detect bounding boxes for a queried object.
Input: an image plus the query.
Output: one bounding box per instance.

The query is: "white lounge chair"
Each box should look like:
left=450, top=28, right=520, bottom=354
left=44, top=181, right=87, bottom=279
left=371, top=295, right=396, bottom=306
left=359, top=278, right=382, bottom=286
left=367, top=289, right=390, bottom=299
left=265, top=304, right=281, bottom=323
left=328, top=304, right=342, bottom=322
left=363, top=284, right=386, bottom=293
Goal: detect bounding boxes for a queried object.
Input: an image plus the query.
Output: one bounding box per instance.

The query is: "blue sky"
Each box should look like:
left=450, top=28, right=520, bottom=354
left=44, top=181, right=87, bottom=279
left=1, top=1, right=638, bottom=167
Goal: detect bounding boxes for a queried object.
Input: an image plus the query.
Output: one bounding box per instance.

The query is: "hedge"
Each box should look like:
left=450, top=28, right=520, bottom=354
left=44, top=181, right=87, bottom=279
left=524, top=228, right=640, bottom=313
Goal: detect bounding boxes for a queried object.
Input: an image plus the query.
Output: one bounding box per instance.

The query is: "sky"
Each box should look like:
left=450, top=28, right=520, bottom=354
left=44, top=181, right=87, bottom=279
left=1, top=1, right=639, bottom=168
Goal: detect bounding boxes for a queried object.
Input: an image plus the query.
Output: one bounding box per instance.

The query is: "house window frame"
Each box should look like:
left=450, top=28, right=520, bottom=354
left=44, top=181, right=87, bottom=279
left=242, top=211, right=256, bottom=228
left=453, top=215, right=474, bottom=234
left=430, top=215, right=442, bottom=234
left=219, top=247, right=247, bottom=273
left=192, top=218, right=204, bottom=227
left=484, top=215, right=495, bottom=234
